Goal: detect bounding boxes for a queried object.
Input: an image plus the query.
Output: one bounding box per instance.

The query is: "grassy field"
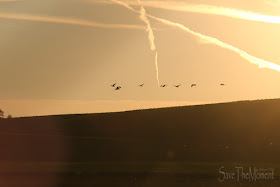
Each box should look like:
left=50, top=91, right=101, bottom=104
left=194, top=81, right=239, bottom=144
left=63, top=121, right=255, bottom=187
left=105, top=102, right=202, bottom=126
left=1, top=99, right=280, bottom=186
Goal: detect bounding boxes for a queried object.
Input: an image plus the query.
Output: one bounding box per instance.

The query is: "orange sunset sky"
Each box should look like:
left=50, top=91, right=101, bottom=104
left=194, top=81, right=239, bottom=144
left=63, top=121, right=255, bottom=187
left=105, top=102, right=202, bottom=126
left=1, top=0, right=280, bottom=117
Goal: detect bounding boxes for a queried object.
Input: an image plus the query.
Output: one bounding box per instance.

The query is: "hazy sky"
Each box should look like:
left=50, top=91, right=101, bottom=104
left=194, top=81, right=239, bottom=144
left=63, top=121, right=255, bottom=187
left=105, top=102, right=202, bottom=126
left=1, top=0, right=280, bottom=117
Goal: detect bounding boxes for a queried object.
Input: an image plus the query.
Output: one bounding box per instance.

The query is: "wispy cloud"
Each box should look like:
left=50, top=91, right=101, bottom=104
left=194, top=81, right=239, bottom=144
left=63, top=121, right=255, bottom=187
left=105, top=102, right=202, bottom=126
left=109, top=0, right=280, bottom=73
left=0, top=12, right=145, bottom=30
left=100, top=0, right=280, bottom=24
left=109, top=0, right=135, bottom=12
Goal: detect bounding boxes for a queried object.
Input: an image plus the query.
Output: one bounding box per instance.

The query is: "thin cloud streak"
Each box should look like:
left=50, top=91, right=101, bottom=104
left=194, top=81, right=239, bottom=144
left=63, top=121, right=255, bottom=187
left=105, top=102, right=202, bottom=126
left=0, top=12, right=146, bottom=30
left=105, top=0, right=280, bottom=25
left=109, top=0, right=280, bottom=72
left=109, top=0, right=135, bottom=12
left=148, top=15, right=280, bottom=72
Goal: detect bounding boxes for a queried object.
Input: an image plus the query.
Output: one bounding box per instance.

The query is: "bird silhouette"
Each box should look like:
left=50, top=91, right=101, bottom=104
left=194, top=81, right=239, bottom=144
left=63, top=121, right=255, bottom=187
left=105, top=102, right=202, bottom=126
left=191, top=84, right=197, bottom=88
left=138, top=83, right=144, bottom=87
left=220, top=83, right=225, bottom=86
left=174, top=84, right=181, bottom=88
left=115, top=86, right=121, bottom=90
left=111, top=83, right=116, bottom=87
left=160, top=84, right=167, bottom=87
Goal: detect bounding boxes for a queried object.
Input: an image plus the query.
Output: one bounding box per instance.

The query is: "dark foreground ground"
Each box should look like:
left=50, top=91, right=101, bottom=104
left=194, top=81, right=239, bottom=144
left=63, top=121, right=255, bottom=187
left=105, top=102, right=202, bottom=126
left=0, top=162, right=279, bottom=186
left=1, top=99, right=280, bottom=186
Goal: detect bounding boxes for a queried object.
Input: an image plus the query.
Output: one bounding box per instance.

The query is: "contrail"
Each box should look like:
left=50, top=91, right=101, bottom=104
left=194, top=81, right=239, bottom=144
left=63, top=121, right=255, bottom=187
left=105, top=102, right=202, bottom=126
left=0, top=12, right=145, bottom=30
left=137, top=0, right=159, bottom=86
left=103, top=0, right=280, bottom=25
left=137, top=0, right=155, bottom=51
left=148, top=15, right=280, bottom=72
left=110, top=0, right=160, bottom=85
left=109, top=0, right=280, bottom=73
left=144, top=2, right=280, bottom=24
left=110, top=0, right=135, bottom=12
left=155, top=52, right=159, bottom=86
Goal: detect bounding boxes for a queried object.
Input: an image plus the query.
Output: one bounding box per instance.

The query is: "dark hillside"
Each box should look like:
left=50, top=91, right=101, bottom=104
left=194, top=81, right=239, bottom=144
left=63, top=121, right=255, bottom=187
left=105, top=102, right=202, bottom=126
left=1, top=99, right=280, bottom=163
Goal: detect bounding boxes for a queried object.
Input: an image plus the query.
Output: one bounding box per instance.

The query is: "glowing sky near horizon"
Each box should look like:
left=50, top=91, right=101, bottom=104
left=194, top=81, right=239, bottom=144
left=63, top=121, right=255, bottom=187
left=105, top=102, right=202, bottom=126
left=1, top=0, right=280, bottom=117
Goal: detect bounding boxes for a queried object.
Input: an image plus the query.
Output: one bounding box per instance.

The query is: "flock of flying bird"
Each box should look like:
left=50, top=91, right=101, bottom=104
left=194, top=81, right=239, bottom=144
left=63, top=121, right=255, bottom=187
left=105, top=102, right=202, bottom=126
left=110, top=83, right=225, bottom=90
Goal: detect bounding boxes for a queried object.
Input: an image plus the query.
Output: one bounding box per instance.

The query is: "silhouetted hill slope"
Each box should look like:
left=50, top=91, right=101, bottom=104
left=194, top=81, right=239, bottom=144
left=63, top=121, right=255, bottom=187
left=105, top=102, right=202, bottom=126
left=1, top=99, right=280, bottom=163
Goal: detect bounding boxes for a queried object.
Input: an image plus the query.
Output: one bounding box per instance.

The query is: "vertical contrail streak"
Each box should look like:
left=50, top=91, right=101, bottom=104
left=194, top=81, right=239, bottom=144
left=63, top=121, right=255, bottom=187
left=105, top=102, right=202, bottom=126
left=138, top=0, right=155, bottom=51
left=137, top=0, right=159, bottom=86
left=155, top=52, right=159, bottom=86
left=110, top=0, right=160, bottom=85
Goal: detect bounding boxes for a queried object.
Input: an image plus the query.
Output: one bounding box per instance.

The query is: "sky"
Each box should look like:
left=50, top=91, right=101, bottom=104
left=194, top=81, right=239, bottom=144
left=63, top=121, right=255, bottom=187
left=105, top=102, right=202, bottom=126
left=1, top=0, right=280, bottom=117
